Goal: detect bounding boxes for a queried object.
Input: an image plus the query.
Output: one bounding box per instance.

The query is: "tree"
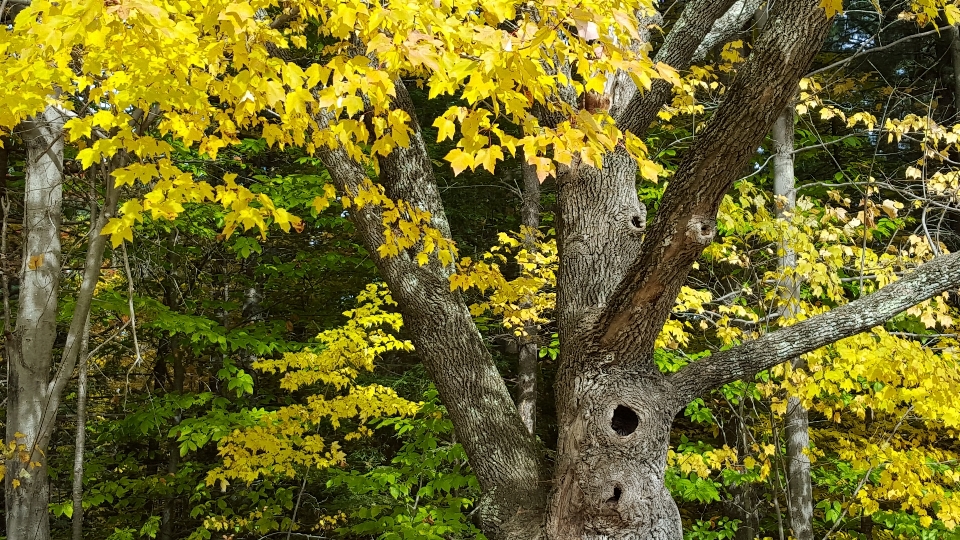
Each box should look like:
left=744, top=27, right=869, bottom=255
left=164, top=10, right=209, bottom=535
left=6, top=0, right=960, bottom=539
left=313, top=1, right=960, bottom=538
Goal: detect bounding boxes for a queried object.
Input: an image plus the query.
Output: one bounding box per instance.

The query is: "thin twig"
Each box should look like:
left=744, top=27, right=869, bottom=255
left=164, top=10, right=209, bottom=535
left=808, top=28, right=942, bottom=76
left=2, top=195, right=11, bottom=333
left=122, top=243, right=143, bottom=406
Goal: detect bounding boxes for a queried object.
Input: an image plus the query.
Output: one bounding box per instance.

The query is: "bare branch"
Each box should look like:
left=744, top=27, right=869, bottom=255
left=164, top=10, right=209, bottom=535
left=670, top=251, right=960, bottom=405
left=808, top=28, right=942, bottom=77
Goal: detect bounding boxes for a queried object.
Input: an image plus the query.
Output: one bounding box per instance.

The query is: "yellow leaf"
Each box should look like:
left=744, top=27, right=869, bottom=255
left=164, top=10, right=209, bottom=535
left=27, top=255, right=44, bottom=270
left=444, top=149, right=474, bottom=176
left=102, top=217, right=133, bottom=248
left=312, top=195, right=331, bottom=214
left=820, top=0, right=843, bottom=18
left=433, top=116, right=456, bottom=142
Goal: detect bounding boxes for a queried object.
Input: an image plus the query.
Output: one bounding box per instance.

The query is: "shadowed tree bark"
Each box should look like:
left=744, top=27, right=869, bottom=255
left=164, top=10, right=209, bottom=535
left=517, top=160, right=542, bottom=436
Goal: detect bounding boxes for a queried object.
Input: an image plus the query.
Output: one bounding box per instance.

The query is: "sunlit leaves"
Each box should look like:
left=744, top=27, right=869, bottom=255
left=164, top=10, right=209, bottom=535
left=342, top=180, right=457, bottom=266
left=451, top=227, right=557, bottom=335
left=208, top=284, right=419, bottom=487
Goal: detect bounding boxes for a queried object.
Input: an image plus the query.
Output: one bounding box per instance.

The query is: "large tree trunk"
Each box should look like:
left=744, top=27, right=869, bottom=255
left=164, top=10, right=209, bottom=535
left=316, top=86, right=545, bottom=535
left=307, top=2, right=960, bottom=538
left=5, top=104, right=64, bottom=540
left=772, top=101, right=815, bottom=540
left=544, top=3, right=833, bottom=538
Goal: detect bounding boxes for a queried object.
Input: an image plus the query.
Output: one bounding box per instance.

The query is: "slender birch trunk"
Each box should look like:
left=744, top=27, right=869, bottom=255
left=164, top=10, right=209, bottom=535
left=5, top=109, right=120, bottom=540
left=772, top=101, right=814, bottom=540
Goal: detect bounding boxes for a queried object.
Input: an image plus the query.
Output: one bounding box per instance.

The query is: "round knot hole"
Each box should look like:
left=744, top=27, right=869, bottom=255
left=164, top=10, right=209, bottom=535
left=685, top=215, right=716, bottom=245
left=606, top=485, right=623, bottom=506
left=611, top=405, right=639, bottom=436
left=630, top=214, right=645, bottom=230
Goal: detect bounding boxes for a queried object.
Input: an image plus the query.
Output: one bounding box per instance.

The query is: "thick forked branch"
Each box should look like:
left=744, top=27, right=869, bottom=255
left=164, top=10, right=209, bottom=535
left=615, top=0, right=738, bottom=137
left=595, top=0, right=832, bottom=355
left=670, top=251, right=960, bottom=405
left=692, top=0, right=765, bottom=63
left=554, top=0, right=740, bottom=336
left=314, top=82, right=543, bottom=534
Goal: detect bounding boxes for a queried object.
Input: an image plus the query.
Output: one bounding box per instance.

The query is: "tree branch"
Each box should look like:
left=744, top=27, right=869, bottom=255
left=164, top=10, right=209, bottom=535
left=595, top=0, right=833, bottom=356
left=615, top=0, right=738, bottom=136
left=692, top=0, right=764, bottom=63
left=807, top=27, right=942, bottom=77
left=670, top=251, right=960, bottom=406
left=313, top=81, right=544, bottom=533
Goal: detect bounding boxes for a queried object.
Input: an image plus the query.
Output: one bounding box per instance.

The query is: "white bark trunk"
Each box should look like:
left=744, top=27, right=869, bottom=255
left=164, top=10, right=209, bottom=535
left=772, top=101, right=814, bottom=540
left=5, top=114, right=120, bottom=540
left=5, top=105, right=64, bottom=540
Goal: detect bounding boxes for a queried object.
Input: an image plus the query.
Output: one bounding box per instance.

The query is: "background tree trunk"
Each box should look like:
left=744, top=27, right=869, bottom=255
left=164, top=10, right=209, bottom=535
left=71, top=316, right=91, bottom=540
left=732, top=401, right=759, bottom=540
left=517, top=161, right=541, bottom=436
left=772, top=101, right=815, bottom=540
left=950, top=25, right=960, bottom=119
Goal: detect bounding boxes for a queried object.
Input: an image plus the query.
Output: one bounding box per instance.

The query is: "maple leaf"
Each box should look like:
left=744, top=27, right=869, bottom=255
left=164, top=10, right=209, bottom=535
left=821, top=0, right=843, bottom=18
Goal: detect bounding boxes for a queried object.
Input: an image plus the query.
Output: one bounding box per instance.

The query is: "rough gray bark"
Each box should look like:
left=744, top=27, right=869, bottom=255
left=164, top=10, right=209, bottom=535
left=5, top=110, right=120, bottom=540
left=772, top=101, right=814, bottom=540
left=692, top=0, right=765, bottom=62
left=545, top=3, right=833, bottom=539
left=315, top=83, right=544, bottom=535
left=517, top=161, right=541, bottom=436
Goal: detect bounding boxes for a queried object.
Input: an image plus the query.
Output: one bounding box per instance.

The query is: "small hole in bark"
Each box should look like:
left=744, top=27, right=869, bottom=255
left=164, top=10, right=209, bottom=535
left=611, top=405, right=639, bottom=436
left=630, top=215, right=644, bottom=230
left=607, top=485, right=622, bottom=505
